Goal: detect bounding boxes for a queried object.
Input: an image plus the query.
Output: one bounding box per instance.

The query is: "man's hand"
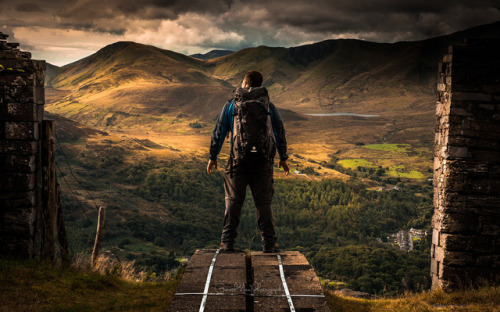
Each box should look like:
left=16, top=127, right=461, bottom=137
left=278, top=160, right=290, bottom=176
left=207, top=159, right=218, bottom=175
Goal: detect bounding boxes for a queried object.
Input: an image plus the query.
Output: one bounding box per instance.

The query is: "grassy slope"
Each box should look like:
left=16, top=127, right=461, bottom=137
left=1, top=258, right=498, bottom=312
left=326, top=287, right=500, bottom=312
left=0, top=259, right=182, bottom=312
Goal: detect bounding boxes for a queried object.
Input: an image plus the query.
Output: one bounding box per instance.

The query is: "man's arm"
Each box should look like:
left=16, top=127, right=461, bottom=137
left=269, top=102, right=289, bottom=175
left=209, top=101, right=231, bottom=161
left=208, top=101, right=231, bottom=174
left=269, top=102, right=288, bottom=161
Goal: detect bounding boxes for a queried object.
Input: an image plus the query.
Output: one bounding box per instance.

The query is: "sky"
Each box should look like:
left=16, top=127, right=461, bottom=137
left=1, top=0, right=500, bottom=66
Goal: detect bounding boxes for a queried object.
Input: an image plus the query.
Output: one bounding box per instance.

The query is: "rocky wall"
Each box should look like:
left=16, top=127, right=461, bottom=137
left=432, top=39, right=500, bottom=289
left=0, top=32, right=46, bottom=257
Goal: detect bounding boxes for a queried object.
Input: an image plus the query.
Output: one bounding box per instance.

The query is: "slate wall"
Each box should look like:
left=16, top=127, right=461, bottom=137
left=0, top=32, right=46, bottom=257
left=432, top=39, right=500, bottom=289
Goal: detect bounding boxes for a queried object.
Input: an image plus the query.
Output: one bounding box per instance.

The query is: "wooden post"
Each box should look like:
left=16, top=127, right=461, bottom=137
left=56, top=183, right=69, bottom=264
left=91, top=206, right=106, bottom=267
left=41, top=120, right=57, bottom=260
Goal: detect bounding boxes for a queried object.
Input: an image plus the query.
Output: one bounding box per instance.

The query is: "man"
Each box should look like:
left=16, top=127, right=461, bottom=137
left=207, top=70, right=289, bottom=253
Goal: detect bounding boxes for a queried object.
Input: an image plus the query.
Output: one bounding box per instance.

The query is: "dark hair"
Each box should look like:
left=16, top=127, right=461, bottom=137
left=244, top=70, right=263, bottom=87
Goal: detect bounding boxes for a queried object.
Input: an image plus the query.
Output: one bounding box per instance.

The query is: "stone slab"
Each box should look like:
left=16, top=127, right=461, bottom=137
left=254, top=297, right=289, bottom=311
left=171, top=250, right=329, bottom=311
left=169, top=294, right=203, bottom=312
left=205, top=295, right=246, bottom=311
left=209, top=251, right=247, bottom=295
left=169, top=295, right=247, bottom=312
left=174, top=249, right=216, bottom=294
left=170, top=250, right=248, bottom=311
left=251, top=252, right=283, bottom=297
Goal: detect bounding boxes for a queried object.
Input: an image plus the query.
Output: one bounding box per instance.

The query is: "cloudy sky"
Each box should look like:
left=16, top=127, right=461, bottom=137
left=1, top=0, right=500, bottom=66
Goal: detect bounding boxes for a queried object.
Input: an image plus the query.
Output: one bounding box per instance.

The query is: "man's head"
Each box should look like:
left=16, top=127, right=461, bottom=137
left=242, top=70, right=263, bottom=88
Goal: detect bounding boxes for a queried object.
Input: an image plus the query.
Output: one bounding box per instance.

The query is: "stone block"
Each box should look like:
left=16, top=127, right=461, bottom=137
left=34, top=60, right=45, bottom=86
left=0, top=73, right=35, bottom=86
left=435, top=102, right=443, bottom=117
left=2, top=206, right=34, bottom=225
left=448, top=136, right=499, bottom=151
left=439, top=233, right=471, bottom=252
left=36, top=104, right=44, bottom=121
left=447, top=160, right=489, bottom=177
left=436, top=246, right=475, bottom=266
left=468, top=120, right=500, bottom=132
left=482, top=84, right=500, bottom=93
left=451, top=129, right=500, bottom=141
left=5, top=154, right=35, bottom=172
left=35, top=86, right=44, bottom=105
left=490, top=164, right=500, bottom=178
left=434, top=157, right=441, bottom=171
left=475, top=255, right=500, bottom=268
left=470, top=149, right=500, bottom=162
left=478, top=103, right=496, bottom=111
left=438, top=264, right=461, bottom=282
left=437, top=191, right=464, bottom=208
left=0, top=140, right=38, bottom=155
left=432, top=228, right=440, bottom=245
left=5, top=122, right=39, bottom=140
left=432, top=211, right=478, bottom=234
left=437, top=62, right=443, bottom=73
left=453, top=92, right=492, bottom=102
left=3, top=85, right=34, bottom=103
left=6, top=102, right=37, bottom=121
left=447, top=145, right=469, bottom=159
left=465, top=178, right=500, bottom=194
left=442, top=54, right=452, bottom=63
left=449, top=107, right=473, bottom=116
left=479, top=216, right=500, bottom=236
left=0, top=191, right=36, bottom=208
left=443, top=176, right=465, bottom=192
left=1, top=173, right=36, bottom=192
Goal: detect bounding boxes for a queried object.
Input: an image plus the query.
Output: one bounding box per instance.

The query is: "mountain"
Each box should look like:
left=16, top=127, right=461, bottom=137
left=46, top=41, right=233, bottom=123
left=190, top=49, right=234, bottom=60
left=45, top=21, right=500, bottom=145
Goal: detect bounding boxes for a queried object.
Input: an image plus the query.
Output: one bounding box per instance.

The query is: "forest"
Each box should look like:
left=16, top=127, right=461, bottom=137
left=57, top=137, right=434, bottom=296
left=120, top=160, right=432, bottom=295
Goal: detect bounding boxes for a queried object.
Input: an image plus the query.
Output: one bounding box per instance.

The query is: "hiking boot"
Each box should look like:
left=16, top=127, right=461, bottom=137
left=219, top=242, right=234, bottom=252
left=263, top=243, right=280, bottom=253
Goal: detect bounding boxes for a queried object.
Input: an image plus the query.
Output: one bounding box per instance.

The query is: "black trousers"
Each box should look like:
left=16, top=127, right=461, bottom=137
left=221, top=159, right=277, bottom=247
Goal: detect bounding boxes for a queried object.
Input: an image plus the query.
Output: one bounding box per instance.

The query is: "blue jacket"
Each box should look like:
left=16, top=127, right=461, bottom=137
left=209, top=99, right=288, bottom=161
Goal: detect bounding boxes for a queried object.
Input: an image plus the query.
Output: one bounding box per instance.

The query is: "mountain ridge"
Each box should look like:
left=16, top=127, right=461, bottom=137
left=45, top=21, right=500, bottom=148
left=190, top=49, right=234, bottom=60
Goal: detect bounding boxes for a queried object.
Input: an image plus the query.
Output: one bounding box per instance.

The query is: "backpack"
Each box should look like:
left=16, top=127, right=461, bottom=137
left=230, top=86, right=276, bottom=165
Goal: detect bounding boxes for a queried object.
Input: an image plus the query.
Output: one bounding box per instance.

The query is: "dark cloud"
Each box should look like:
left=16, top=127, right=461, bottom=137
left=1, top=0, right=499, bottom=65
left=15, top=2, right=45, bottom=12
left=236, top=0, right=500, bottom=41
left=56, top=0, right=230, bottom=22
